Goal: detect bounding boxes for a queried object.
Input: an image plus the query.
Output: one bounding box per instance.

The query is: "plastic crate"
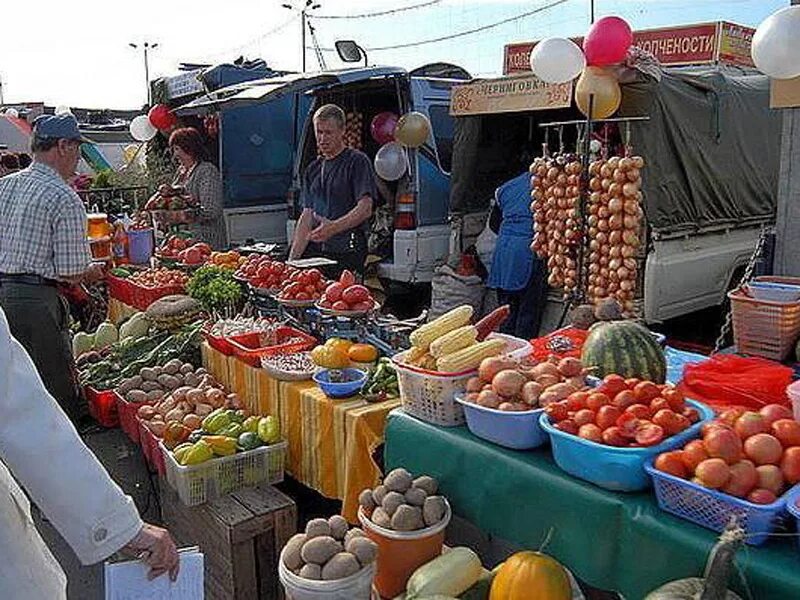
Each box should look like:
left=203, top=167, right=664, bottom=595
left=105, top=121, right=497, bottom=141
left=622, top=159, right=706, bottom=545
left=729, top=282, right=800, bottom=361
left=85, top=386, right=119, bottom=427
left=786, top=486, right=800, bottom=552
left=129, top=282, right=186, bottom=311
left=455, top=394, right=547, bottom=450
left=539, top=399, right=714, bottom=492
left=645, top=460, right=799, bottom=546
left=138, top=420, right=166, bottom=476
left=115, top=395, right=149, bottom=444
left=205, top=331, right=236, bottom=356
left=107, top=275, right=134, bottom=306
left=162, top=440, right=287, bottom=506
left=226, top=328, right=317, bottom=368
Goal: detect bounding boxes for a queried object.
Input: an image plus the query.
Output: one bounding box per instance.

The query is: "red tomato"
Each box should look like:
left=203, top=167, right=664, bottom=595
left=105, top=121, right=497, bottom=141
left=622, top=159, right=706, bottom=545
left=624, top=378, right=641, bottom=390
left=574, top=409, right=596, bottom=427
left=306, top=268, right=322, bottom=283
left=600, top=374, right=627, bottom=396
left=634, top=381, right=660, bottom=403
left=602, top=426, right=628, bottom=447
left=771, top=419, right=800, bottom=447
left=586, top=392, right=610, bottom=411
left=596, top=405, right=621, bottom=430
left=681, top=440, right=710, bottom=472
left=613, top=390, right=638, bottom=410
left=616, top=413, right=641, bottom=439
left=748, top=488, right=777, bottom=504
left=304, top=285, right=317, bottom=296
left=339, top=270, right=356, bottom=287
left=705, top=428, right=744, bottom=465
left=650, top=398, right=671, bottom=413
left=332, top=300, right=349, bottom=311
left=578, top=424, right=603, bottom=443
left=652, top=409, right=681, bottom=435
left=351, top=301, right=374, bottom=312
left=319, top=299, right=333, bottom=308
left=718, top=408, right=745, bottom=427
left=780, top=447, right=800, bottom=484
left=683, top=407, right=701, bottom=424
left=342, top=285, right=370, bottom=305
left=734, top=412, right=769, bottom=440
left=325, top=282, right=345, bottom=302
left=566, top=392, right=588, bottom=412
left=635, top=423, right=665, bottom=447
left=295, top=291, right=310, bottom=300
left=555, top=419, right=578, bottom=435
left=721, top=460, right=758, bottom=498
left=256, top=265, right=270, bottom=279
left=655, top=451, right=689, bottom=479
left=625, top=404, right=652, bottom=420
left=545, top=402, right=569, bottom=422
left=701, top=420, right=733, bottom=438
left=759, top=404, right=793, bottom=426
left=695, top=458, right=731, bottom=489
left=756, top=464, right=785, bottom=495
left=661, top=388, right=686, bottom=412
left=316, top=280, right=329, bottom=292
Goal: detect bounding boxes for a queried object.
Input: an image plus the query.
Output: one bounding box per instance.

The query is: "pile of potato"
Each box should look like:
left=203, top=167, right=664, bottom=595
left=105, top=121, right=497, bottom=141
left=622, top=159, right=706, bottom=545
left=359, top=469, right=448, bottom=532
left=282, top=515, right=378, bottom=581
left=118, top=359, right=210, bottom=404
left=462, top=355, right=589, bottom=412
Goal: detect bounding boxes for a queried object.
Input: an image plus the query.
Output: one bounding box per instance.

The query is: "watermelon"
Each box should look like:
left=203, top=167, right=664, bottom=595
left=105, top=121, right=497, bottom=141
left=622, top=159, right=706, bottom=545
left=581, top=320, right=667, bottom=383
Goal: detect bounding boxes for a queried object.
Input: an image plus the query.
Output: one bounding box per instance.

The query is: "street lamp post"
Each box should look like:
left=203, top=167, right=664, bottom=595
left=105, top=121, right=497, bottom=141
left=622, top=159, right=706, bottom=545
left=129, top=41, right=159, bottom=105
left=282, top=1, right=322, bottom=72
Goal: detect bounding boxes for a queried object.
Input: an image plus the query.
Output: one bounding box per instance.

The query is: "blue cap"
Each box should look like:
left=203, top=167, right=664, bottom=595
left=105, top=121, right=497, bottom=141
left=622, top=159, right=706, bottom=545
left=32, top=114, right=90, bottom=143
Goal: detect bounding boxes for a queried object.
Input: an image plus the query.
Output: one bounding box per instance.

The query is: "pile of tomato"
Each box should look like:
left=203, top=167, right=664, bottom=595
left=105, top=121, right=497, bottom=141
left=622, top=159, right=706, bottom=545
left=544, top=374, right=700, bottom=447
left=235, top=256, right=296, bottom=290
left=157, top=235, right=198, bottom=258
left=129, top=268, right=188, bottom=289
left=277, top=268, right=329, bottom=302
left=318, top=270, right=375, bottom=312
left=654, top=405, right=800, bottom=504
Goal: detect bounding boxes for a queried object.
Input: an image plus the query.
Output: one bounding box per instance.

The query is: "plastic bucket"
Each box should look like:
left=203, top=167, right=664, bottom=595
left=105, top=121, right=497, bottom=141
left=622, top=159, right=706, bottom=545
left=128, top=228, right=154, bottom=264
left=788, top=380, right=800, bottom=422
left=278, top=548, right=376, bottom=600
left=358, top=500, right=451, bottom=598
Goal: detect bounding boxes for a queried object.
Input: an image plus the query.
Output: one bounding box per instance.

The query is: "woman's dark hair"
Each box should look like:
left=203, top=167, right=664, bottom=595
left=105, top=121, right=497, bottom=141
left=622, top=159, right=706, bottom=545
left=1, top=153, right=20, bottom=170
left=169, top=127, right=208, bottom=162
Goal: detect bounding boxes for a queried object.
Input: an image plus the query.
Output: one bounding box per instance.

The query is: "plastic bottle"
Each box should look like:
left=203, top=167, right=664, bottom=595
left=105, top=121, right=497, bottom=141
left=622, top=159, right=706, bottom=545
left=112, top=217, right=129, bottom=265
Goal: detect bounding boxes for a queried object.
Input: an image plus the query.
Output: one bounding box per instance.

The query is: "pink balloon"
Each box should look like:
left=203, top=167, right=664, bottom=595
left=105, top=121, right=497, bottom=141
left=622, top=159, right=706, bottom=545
left=583, top=16, right=633, bottom=66
left=370, top=112, right=399, bottom=145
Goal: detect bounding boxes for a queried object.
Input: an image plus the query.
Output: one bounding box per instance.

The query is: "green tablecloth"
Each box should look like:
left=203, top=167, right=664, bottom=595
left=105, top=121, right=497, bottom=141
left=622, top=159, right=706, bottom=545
left=384, top=410, right=798, bottom=600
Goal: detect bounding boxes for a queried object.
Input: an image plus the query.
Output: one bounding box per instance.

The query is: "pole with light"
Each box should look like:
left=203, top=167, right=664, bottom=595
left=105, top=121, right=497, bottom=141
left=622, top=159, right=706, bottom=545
left=282, top=0, right=322, bottom=72
left=129, top=41, right=159, bottom=105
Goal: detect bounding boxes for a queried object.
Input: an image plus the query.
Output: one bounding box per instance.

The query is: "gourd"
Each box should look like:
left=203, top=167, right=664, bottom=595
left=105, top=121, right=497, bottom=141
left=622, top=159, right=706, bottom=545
left=644, top=523, right=744, bottom=600
left=489, top=551, right=571, bottom=600
left=72, top=331, right=95, bottom=356
left=94, top=321, right=118, bottom=350
left=406, top=547, right=483, bottom=599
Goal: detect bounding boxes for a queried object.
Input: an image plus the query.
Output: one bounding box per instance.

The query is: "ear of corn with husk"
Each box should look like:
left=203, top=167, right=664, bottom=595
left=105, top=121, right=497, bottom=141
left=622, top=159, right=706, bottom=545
left=436, top=338, right=505, bottom=373
left=409, top=306, right=473, bottom=350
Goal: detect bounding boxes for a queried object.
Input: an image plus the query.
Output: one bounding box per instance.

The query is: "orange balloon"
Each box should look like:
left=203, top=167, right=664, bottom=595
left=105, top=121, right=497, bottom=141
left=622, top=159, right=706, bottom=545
left=575, top=67, right=621, bottom=119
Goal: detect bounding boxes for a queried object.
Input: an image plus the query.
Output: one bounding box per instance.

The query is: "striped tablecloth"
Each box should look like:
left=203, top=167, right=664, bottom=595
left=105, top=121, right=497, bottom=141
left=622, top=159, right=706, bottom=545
left=202, top=342, right=399, bottom=522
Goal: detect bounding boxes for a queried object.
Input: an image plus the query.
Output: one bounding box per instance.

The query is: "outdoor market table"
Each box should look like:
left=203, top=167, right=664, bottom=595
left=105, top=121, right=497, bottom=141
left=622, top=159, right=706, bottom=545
left=202, top=342, right=400, bottom=522
left=384, top=409, right=799, bottom=600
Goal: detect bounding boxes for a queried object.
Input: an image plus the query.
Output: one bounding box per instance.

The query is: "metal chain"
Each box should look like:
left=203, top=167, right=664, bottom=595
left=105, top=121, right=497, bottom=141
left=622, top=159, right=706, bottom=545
left=713, top=226, right=771, bottom=353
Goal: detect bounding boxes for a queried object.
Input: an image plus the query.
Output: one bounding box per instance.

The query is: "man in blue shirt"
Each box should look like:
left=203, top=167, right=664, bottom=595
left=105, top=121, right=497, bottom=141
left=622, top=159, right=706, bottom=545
left=487, top=171, right=547, bottom=339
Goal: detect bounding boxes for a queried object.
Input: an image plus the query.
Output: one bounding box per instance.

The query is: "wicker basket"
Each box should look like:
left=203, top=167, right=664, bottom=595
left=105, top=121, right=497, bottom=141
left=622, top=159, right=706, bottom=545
left=391, top=351, right=475, bottom=427
left=729, top=281, right=800, bottom=361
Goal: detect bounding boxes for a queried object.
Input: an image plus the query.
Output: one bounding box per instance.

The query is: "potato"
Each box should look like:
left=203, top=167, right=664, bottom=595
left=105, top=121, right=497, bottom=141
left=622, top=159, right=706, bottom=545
left=328, top=515, right=349, bottom=541
left=157, top=374, right=180, bottom=390
left=300, top=536, right=341, bottom=565
left=344, top=528, right=365, bottom=547
left=184, top=373, right=200, bottom=388
left=194, top=403, right=213, bottom=417
left=381, top=492, right=405, bottom=517
left=140, top=381, right=162, bottom=393
left=477, top=390, right=501, bottom=409
left=140, top=367, right=157, bottom=381
left=346, top=536, right=377, bottom=566
left=384, top=468, right=413, bottom=493
left=180, top=363, right=194, bottom=375
left=282, top=533, right=307, bottom=570
left=391, top=505, right=424, bottom=531
left=371, top=507, right=392, bottom=529
left=358, top=489, right=375, bottom=510
left=404, top=487, right=427, bottom=507
left=171, top=386, right=192, bottom=402
left=164, top=358, right=183, bottom=375
left=305, top=518, right=331, bottom=539
left=412, top=475, right=438, bottom=496
left=118, top=377, right=139, bottom=395
left=299, top=563, right=321, bottom=580
left=137, top=405, right=157, bottom=420
left=372, top=484, right=388, bottom=505
left=321, top=552, right=360, bottom=580
left=146, top=390, right=165, bottom=402
left=498, top=402, right=515, bottom=411
left=521, top=381, right=543, bottom=406
left=126, top=390, right=148, bottom=404
left=466, top=377, right=483, bottom=393
left=152, top=366, right=164, bottom=377
left=194, top=367, right=208, bottom=376
left=543, top=382, right=575, bottom=402
left=423, top=496, right=447, bottom=527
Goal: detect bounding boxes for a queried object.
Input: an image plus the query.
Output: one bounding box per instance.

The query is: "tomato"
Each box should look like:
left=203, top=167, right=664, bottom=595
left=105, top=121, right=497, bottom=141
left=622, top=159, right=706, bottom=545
left=342, top=284, right=370, bottom=305
left=771, top=419, right=800, bottom=447
left=661, top=388, right=686, bottom=412
left=701, top=420, right=733, bottom=438
left=306, top=268, right=322, bottom=283
left=545, top=402, right=569, bottom=422
left=596, top=405, right=621, bottom=430
left=625, top=404, right=652, bottom=420
left=351, top=301, right=374, bottom=312
left=566, top=392, right=588, bottom=412
left=295, top=292, right=311, bottom=300
left=721, top=460, right=758, bottom=498
left=634, top=381, right=660, bottom=403
left=578, top=424, right=603, bottom=443
left=256, top=265, right=270, bottom=279
left=325, top=282, right=345, bottom=302
left=655, top=451, right=689, bottom=479
left=304, top=285, right=317, bottom=296
left=756, top=464, right=785, bottom=495
left=574, top=409, right=596, bottom=427
left=673, top=414, right=691, bottom=434
left=748, top=488, right=777, bottom=504
left=601, top=374, right=627, bottom=396
left=602, top=426, right=628, bottom=447
left=780, top=446, right=800, bottom=484
left=695, top=458, right=731, bottom=489
left=649, top=398, right=671, bottom=413
left=759, top=404, right=793, bottom=426
left=316, top=280, right=329, bottom=292
left=635, top=423, right=665, bottom=447
left=652, top=409, right=682, bottom=435
left=734, top=412, right=769, bottom=440
left=718, top=408, right=745, bottom=427
left=616, top=413, right=641, bottom=439
left=683, top=407, right=701, bottom=424
left=624, top=378, right=641, bottom=390
left=555, top=419, right=578, bottom=435
left=332, top=300, right=349, bottom=311
left=705, top=428, right=743, bottom=465
left=319, top=299, right=333, bottom=308
left=613, top=390, right=638, bottom=410
left=585, top=392, right=610, bottom=411
left=339, top=269, right=356, bottom=287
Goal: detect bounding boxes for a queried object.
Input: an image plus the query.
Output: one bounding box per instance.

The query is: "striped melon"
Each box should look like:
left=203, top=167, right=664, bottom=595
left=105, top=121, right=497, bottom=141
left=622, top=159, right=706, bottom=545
left=581, top=321, right=666, bottom=383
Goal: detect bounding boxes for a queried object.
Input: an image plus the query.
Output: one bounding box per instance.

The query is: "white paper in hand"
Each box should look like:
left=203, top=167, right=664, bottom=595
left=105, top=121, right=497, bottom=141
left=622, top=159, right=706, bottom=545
left=104, top=548, right=204, bottom=600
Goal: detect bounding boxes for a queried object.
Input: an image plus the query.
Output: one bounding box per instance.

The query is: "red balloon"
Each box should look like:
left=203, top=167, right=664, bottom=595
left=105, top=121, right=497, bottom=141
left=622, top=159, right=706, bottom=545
left=370, top=112, right=399, bottom=145
left=148, top=104, right=178, bottom=131
left=583, top=16, right=633, bottom=66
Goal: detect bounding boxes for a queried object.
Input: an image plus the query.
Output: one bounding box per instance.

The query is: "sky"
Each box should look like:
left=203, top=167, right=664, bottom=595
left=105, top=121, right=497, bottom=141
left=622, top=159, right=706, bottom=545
left=0, top=0, right=788, bottom=109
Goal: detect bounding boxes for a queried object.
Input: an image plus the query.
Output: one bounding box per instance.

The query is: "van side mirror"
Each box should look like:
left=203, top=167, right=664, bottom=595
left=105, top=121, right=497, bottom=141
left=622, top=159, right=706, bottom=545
left=336, top=40, right=367, bottom=66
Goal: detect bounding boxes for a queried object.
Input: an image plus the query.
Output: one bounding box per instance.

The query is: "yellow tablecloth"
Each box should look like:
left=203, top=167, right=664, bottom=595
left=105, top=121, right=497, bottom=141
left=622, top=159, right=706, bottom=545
left=202, top=342, right=399, bottom=522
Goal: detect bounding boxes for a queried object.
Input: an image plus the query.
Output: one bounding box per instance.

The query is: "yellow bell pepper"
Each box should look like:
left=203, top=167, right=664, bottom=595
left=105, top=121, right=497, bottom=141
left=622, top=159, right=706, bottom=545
left=172, top=442, right=193, bottom=465
left=180, top=440, right=214, bottom=466
left=202, top=435, right=238, bottom=457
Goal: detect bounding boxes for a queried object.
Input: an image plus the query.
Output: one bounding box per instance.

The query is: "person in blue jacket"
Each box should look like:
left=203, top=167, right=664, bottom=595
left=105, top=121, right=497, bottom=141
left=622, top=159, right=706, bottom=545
left=487, top=171, right=548, bottom=339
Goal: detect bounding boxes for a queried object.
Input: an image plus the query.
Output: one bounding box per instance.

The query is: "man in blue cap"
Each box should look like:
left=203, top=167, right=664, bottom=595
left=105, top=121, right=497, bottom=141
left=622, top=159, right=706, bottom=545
left=0, top=113, right=105, bottom=425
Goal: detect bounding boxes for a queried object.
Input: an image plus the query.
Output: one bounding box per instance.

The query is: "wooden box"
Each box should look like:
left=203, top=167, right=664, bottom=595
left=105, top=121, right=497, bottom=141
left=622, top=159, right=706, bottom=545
left=160, top=483, right=297, bottom=600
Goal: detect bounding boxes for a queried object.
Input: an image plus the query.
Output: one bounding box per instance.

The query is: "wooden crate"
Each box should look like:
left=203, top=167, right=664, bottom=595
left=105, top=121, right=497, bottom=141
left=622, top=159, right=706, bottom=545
left=160, top=483, right=297, bottom=600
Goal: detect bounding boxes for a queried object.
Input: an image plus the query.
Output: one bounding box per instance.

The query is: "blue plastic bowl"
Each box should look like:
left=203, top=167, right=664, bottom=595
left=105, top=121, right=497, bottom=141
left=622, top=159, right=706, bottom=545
left=313, top=368, right=367, bottom=399
left=786, top=486, right=800, bottom=552
left=455, top=393, right=547, bottom=450
left=539, top=399, right=714, bottom=492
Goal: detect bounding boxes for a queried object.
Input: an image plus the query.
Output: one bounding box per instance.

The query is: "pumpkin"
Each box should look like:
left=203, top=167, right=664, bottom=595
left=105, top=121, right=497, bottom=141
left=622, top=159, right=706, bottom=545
left=581, top=320, right=667, bottom=383
left=348, top=343, right=378, bottom=363
left=489, top=551, right=571, bottom=600
left=644, top=523, right=744, bottom=600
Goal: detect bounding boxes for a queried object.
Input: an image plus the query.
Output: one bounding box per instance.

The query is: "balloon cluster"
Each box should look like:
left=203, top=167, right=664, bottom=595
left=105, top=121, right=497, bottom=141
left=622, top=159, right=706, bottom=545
left=370, top=110, right=432, bottom=181
left=530, top=16, right=634, bottom=120
left=129, top=103, right=179, bottom=142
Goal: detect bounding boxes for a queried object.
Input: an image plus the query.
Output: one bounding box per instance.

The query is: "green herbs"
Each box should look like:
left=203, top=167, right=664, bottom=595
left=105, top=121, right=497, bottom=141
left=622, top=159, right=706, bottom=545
left=186, top=266, right=242, bottom=313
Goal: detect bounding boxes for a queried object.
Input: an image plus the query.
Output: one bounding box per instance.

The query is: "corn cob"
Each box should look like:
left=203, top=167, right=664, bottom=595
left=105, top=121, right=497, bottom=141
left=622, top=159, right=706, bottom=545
left=409, top=305, right=473, bottom=350
left=403, top=345, right=427, bottom=365
left=436, top=338, right=505, bottom=373
left=429, top=325, right=477, bottom=359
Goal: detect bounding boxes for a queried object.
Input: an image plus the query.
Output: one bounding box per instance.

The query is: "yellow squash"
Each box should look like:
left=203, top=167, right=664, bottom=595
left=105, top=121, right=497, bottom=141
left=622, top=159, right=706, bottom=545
left=489, top=551, right=571, bottom=600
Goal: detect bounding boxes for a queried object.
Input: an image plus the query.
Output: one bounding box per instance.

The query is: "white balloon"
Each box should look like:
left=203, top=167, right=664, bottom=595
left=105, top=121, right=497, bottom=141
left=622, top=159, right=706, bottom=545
left=4, top=108, right=19, bottom=118
left=530, top=37, right=586, bottom=84
left=752, top=6, right=800, bottom=80
left=55, top=105, right=72, bottom=115
left=374, top=142, right=407, bottom=181
left=129, top=114, right=157, bottom=142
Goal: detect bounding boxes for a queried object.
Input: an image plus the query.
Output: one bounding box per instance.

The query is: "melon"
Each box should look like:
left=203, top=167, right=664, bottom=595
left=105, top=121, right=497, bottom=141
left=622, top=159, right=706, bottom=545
left=581, top=320, right=666, bottom=383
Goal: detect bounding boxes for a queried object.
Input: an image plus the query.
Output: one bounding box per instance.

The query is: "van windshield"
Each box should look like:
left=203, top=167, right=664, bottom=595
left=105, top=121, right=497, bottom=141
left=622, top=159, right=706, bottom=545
left=428, top=104, right=453, bottom=173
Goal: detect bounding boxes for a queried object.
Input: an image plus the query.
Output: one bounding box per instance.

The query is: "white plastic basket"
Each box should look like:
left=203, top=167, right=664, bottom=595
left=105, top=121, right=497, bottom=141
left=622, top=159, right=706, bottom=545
left=162, top=440, right=287, bottom=506
left=279, top=550, right=376, bottom=600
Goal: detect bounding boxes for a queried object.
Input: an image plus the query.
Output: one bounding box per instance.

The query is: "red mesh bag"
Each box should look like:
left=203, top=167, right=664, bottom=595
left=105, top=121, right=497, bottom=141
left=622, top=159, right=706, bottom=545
left=530, top=326, right=589, bottom=362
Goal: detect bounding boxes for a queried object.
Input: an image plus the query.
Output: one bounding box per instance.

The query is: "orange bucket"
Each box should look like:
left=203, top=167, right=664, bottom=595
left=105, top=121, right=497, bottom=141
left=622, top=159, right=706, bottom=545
left=358, top=500, right=451, bottom=598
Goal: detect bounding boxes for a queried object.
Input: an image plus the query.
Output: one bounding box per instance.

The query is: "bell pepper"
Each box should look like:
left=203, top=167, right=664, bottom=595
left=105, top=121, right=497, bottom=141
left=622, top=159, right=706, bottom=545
left=218, top=422, right=244, bottom=439
left=243, top=416, right=260, bottom=434
left=202, top=410, right=232, bottom=434
left=180, top=440, right=214, bottom=466
left=163, top=422, right=191, bottom=450
left=203, top=435, right=238, bottom=456
left=237, top=431, right=262, bottom=452
left=172, top=442, right=193, bottom=464
left=257, top=415, right=281, bottom=444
